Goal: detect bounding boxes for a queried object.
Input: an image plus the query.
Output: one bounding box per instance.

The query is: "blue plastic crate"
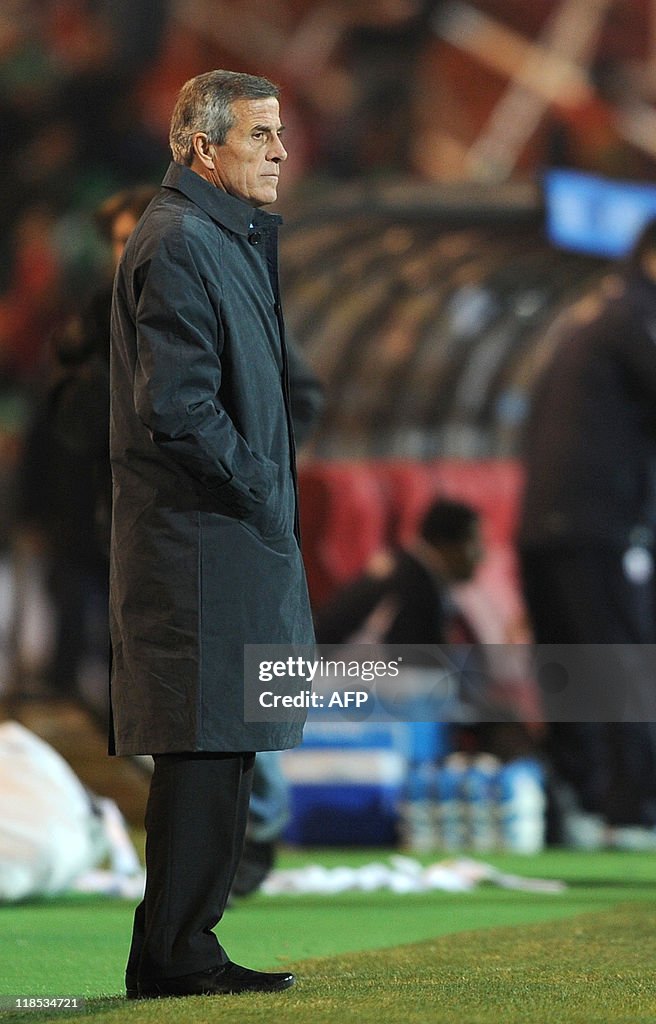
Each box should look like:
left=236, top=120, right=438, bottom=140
left=282, top=748, right=405, bottom=845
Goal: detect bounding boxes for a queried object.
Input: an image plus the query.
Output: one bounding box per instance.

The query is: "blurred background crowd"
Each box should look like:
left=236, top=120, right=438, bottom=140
left=3, top=0, right=656, bottom=857
left=3, top=0, right=656, bottom=388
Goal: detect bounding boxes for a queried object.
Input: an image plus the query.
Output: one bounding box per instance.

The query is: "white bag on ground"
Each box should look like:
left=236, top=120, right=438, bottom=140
left=0, top=721, right=116, bottom=901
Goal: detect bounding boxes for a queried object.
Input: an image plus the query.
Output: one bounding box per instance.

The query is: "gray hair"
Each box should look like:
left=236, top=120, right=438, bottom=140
left=169, top=70, right=280, bottom=165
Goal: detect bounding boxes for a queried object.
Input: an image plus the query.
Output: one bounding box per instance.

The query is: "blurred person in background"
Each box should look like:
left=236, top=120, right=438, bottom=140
left=518, top=219, right=656, bottom=847
left=53, top=184, right=160, bottom=537
left=315, top=497, right=483, bottom=646
left=17, top=186, right=158, bottom=721
left=315, top=496, right=535, bottom=758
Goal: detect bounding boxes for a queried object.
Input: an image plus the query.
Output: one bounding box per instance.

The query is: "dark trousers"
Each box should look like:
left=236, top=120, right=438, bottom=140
left=48, top=558, right=108, bottom=697
left=126, top=751, right=255, bottom=983
left=520, top=544, right=655, bottom=646
left=520, top=543, right=656, bottom=826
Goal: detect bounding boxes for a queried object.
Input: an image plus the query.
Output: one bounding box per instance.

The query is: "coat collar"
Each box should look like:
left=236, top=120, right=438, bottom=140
left=161, top=162, right=282, bottom=235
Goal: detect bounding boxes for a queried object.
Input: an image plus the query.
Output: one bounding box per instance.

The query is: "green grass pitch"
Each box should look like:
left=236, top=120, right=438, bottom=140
left=1, top=848, right=655, bottom=1023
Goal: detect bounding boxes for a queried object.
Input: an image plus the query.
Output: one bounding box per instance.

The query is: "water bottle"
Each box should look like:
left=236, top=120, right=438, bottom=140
left=497, top=758, right=546, bottom=853
left=397, top=759, right=436, bottom=852
left=463, top=753, right=501, bottom=852
left=434, top=753, right=468, bottom=850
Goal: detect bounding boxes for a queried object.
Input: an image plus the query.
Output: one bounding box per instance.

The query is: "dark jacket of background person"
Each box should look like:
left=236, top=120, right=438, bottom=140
left=21, top=384, right=107, bottom=576
left=19, top=328, right=111, bottom=706
left=109, top=162, right=314, bottom=756
left=315, top=499, right=482, bottom=649
left=519, top=269, right=656, bottom=550
left=517, top=256, right=656, bottom=832
left=314, top=548, right=455, bottom=646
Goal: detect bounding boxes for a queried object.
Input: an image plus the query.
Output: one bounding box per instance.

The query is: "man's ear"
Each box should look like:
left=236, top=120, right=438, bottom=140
left=192, top=132, right=214, bottom=169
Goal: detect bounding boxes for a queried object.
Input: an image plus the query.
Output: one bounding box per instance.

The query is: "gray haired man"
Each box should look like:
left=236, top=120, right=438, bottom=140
left=110, top=70, right=314, bottom=999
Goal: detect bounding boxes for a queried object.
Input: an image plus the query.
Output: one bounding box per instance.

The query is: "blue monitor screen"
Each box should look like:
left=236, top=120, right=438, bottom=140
left=543, top=169, right=656, bottom=259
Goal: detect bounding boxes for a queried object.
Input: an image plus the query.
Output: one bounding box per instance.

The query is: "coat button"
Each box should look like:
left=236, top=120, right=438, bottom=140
left=248, top=231, right=262, bottom=245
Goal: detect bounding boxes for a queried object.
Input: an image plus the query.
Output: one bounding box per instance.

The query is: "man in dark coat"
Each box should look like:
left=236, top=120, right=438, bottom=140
left=518, top=220, right=656, bottom=839
left=110, top=70, right=315, bottom=999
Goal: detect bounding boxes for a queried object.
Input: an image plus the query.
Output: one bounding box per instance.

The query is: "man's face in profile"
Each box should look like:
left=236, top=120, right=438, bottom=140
left=439, top=524, right=484, bottom=583
left=209, top=96, right=287, bottom=207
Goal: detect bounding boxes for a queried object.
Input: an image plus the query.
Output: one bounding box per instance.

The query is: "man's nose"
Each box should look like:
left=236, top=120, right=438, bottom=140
left=270, top=135, right=288, bottom=162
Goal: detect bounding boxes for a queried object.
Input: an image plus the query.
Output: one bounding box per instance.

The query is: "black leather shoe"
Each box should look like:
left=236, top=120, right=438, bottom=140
left=137, top=961, right=295, bottom=998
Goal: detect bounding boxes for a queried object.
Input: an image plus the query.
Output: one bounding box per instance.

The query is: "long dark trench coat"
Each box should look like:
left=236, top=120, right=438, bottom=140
left=109, top=162, right=314, bottom=755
